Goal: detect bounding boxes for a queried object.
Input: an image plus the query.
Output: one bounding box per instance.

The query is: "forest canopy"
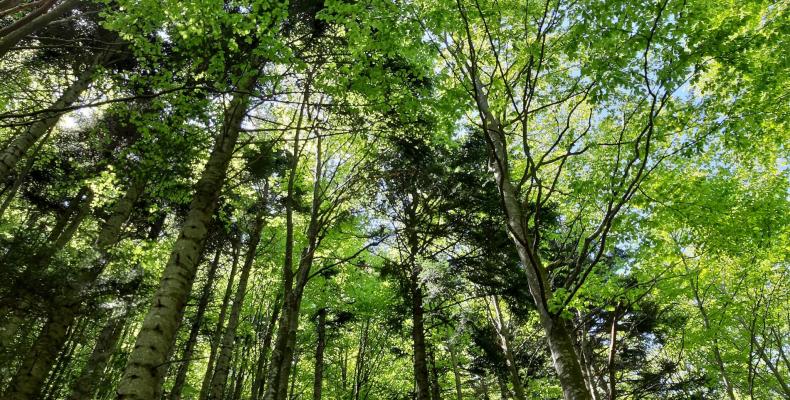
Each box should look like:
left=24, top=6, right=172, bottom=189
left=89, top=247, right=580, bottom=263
left=0, top=0, right=787, bottom=399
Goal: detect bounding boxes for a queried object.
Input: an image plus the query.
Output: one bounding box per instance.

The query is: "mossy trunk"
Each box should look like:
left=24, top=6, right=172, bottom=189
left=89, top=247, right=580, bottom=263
left=115, top=72, right=257, bottom=399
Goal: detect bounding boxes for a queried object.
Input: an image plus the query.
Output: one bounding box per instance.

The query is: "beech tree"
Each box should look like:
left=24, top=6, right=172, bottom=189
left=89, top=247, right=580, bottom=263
left=0, top=0, right=785, bottom=399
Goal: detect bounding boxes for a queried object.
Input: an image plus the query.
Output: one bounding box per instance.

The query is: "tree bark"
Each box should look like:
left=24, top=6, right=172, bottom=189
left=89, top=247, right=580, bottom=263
left=230, top=346, right=248, bottom=400
left=575, top=316, right=603, bottom=400
left=411, top=272, right=431, bottom=400
left=208, top=205, right=266, bottom=400
left=2, top=167, right=146, bottom=399
left=115, top=71, right=257, bottom=399
left=470, top=75, right=590, bottom=400
left=2, top=189, right=92, bottom=400
left=429, top=348, right=441, bottom=400
left=448, top=341, right=463, bottom=400
left=251, top=292, right=281, bottom=399
left=268, top=288, right=303, bottom=400
left=4, top=303, right=76, bottom=400
left=312, top=308, right=327, bottom=400
left=199, top=237, right=241, bottom=400
left=267, top=128, right=328, bottom=400
left=262, top=75, right=315, bottom=400
left=403, top=185, right=431, bottom=400
left=42, top=316, right=86, bottom=400
left=606, top=309, right=618, bottom=400
left=352, top=318, right=370, bottom=400
left=168, top=244, right=224, bottom=400
left=0, top=128, right=50, bottom=219
left=490, top=296, right=526, bottom=400
left=67, top=304, right=129, bottom=400
left=0, top=55, right=101, bottom=182
left=0, top=0, right=81, bottom=58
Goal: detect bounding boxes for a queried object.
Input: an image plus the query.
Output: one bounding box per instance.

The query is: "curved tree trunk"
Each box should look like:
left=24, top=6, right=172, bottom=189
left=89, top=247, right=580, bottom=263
left=471, top=75, right=591, bottom=400
left=115, top=71, right=257, bottom=399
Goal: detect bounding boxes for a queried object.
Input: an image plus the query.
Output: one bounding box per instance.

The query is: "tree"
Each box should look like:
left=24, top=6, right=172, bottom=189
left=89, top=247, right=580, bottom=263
left=0, top=0, right=785, bottom=398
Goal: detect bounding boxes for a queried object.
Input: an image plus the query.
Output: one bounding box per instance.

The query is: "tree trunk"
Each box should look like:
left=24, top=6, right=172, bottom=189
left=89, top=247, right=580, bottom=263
left=470, top=76, right=591, bottom=400
left=410, top=270, right=431, bottom=400
left=340, top=346, right=348, bottom=392
left=168, top=244, right=224, bottom=400
left=352, top=319, right=370, bottom=400
left=115, top=71, right=257, bottom=399
left=0, top=128, right=50, bottom=219
left=288, top=350, right=300, bottom=399
left=1, top=185, right=92, bottom=344
left=2, top=190, right=93, bottom=400
left=756, top=342, right=790, bottom=398
left=263, top=77, right=316, bottom=400
left=67, top=304, right=129, bottom=400
left=429, top=348, right=441, bottom=400
left=312, top=308, right=327, bottom=400
left=473, top=373, right=490, bottom=400
left=251, top=292, right=281, bottom=399
left=448, top=342, right=463, bottom=400
left=42, top=316, right=86, bottom=400
left=606, top=309, right=618, bottom=400
left=0, top=0, right=81, bottom=58
left=208, top=206, right=266, bottom=400
left=268, top=289, right=303, bottom=400
left=575, top=316, right=603, bottom=400
left=0, top=56, right=100, bottom=182
left=231, top=344, right=248, bottom=400
left=225, top=346, right=241, bottom=400
left=30, top=187, right=93, bottom=269
left=2, top=167, right=145, bottom=400
left=490, top=296, right=526, bottom=400
left=3, top=303, right=76, bottom=400
left=199, top=237, right=241, bottom=400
